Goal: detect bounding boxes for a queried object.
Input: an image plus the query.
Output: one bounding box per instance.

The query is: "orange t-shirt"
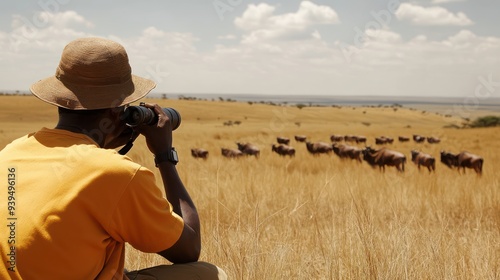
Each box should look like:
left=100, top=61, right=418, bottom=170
left=0, top=128, right=184, bottom=279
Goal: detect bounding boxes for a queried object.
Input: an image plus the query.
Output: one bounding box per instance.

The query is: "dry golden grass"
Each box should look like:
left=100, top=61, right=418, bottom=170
left=1, top=95, right=499, bottom=279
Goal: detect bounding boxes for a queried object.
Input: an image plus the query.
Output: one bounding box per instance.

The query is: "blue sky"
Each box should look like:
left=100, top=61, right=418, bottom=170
left=1, top=0, right=499, bottom=97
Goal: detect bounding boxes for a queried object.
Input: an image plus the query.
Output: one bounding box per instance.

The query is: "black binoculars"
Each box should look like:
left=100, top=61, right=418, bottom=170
left=123, top=103, right=181, bottom=130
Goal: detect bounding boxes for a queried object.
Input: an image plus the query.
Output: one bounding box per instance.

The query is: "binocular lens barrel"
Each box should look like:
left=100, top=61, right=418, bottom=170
left=124, top=106, right=181, bottom=130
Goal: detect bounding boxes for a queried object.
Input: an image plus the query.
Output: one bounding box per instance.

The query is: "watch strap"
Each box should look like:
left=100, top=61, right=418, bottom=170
left=154, top=148, right=178, bottom=166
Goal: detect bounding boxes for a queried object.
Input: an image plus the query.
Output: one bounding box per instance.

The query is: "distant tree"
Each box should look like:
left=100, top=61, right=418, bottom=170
left=296, top=104, right=306, bottom=110
left=470, top=116, right=500, bottom=128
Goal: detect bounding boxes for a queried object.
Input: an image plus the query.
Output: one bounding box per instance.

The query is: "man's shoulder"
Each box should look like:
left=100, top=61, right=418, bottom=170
left=0, top=132, right=36, bottom=153
left=87, top=147, right=145, bottom=172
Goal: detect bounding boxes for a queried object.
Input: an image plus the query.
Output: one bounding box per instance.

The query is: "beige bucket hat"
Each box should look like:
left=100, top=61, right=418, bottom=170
left=30, top=37, right=156, bottom=110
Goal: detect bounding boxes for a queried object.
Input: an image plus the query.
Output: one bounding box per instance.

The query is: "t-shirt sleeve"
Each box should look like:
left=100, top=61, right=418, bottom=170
left=106, top=166, right=184, bottom=253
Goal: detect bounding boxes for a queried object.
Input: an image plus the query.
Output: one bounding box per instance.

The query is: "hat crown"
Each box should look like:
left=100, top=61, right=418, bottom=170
left=30, top=37, right=156, bottom=110
left=56, top=38, right=132, bottom=86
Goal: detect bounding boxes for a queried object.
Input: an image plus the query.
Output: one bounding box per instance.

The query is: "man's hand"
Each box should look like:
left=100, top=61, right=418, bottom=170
left=133, top=103, right=173, bottom=155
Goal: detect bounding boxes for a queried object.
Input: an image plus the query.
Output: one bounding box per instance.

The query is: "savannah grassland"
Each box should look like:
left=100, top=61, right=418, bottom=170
left=1, top=95, right=499, bottom=279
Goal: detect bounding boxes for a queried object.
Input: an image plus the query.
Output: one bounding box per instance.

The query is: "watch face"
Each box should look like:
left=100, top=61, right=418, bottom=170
left=171, top=150, right=179, bottom=162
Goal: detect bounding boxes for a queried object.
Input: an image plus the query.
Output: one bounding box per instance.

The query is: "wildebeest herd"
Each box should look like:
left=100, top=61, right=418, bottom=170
left=190, top=134, right=484, bottom=175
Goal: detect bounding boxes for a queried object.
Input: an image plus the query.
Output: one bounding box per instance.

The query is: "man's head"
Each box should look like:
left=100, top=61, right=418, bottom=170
left=30, top=37, right=156, bottom=110
left=31, top=37, right=156, bottom=148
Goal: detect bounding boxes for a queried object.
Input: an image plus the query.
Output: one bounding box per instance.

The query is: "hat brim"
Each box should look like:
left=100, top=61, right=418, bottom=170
left=30, top=75, right=156, bottom=110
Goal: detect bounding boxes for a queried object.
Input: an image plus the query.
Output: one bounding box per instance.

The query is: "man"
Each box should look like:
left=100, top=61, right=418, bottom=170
left=0, top=37, right=226, bottom=279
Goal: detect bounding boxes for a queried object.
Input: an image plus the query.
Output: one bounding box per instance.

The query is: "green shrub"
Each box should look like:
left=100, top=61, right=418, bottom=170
left=470, top=116, right=500, bottom=128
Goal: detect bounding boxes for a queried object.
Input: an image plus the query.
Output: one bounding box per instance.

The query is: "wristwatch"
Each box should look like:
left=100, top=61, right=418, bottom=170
left=154, top=148, right=179, bottom=166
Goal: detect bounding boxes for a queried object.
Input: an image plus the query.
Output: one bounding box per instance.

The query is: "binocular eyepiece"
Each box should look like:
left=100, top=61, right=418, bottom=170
left=123, top=103, right=181, bottom=130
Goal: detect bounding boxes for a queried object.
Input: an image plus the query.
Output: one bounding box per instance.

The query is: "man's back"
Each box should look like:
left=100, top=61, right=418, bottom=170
left=0, top=128, right=184, bottom=279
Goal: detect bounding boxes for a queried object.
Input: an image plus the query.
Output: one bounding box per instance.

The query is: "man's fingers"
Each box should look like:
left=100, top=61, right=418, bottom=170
left=141, top=103, right=164, bottom=116
left=137, top=103, right=170, bottom=127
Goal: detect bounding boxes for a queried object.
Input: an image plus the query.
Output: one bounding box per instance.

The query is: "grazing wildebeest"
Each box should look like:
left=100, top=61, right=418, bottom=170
left=272, top=144, right=296, bottom=157
left=384, top=137, right=394, bottom=144
left=427, top=137, right=441, bottom=144
left=332, top=143, right=362, bottom=162
left=410, top=150, right=435, bottom=172
left=330, top=135, right=344, bottom=142
left=375, top=137, right=386, bottom=145
left=355, top=136, right=367, bottom=144
left=277, top=137, right=290, bottom=145
left=344, top=135, right=357, bottom=142
left=221, top=148, right=244, bottom=158
left=191, top=148, right=209, bottom=159
left=440, top=150, right=483, bottom=175
left=440, top=151, right=458, bottom=169
left=456, top=151, right=483, bottom=175
left=236, top=142, right=260, bottom=157
left=375, top=136, right=393, bottom=145
left=305, top=141, right=333, bottom=155
left=362, top=147, right=406, bottom=172
left=398, top=136, right=410, bottom=142
left=294, top=135, right=307, bottom=142
left=413, top=135, right=426, bottom=143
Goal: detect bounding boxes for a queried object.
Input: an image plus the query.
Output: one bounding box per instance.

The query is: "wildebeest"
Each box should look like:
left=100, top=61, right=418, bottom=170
left=272, top=144, right=296, bottom=157
left=332, top=143, right=362, bottom=162
left=375, top=136, right=393, bottom=145
left=440, top=151, right=458, bottom=169
left=191, top=148, right=209, bottom=159
left=441, top=151, right=483, bottom=175
left=221, top=148, right=244, bottom=158
left=362, top=147, right=406, bottom=172
left=344, top=135, right=357, bottom=142
left=413, top=135, right=426, bottom=143
left=236, top=142, right=260, bottom=157
left=277, top=137, right=290, bottom=145
left=398, top=136, right=410, bottom=142
left=330, top=135, right=344, bottom=142
left=355, top=136, right=367, bottom=144
left=305, top=141, right=333, bottom=155
left=427, top=137, right=441, bottom=144
left=294, top=135, right=307, bottom=142
left=410, top=150, right=435, bottom=172
left=457, top=151, right=483, bottom=175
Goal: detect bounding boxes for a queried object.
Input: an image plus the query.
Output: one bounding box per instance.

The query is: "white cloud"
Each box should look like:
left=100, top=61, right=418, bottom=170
left=124, top=27, right=200, bottom=66
left=234, top=3, right=276, bottom=31
left=235, top=1, right=339, bottom=43
left=365, top=29, right=402, bottom=43
left=142, top=26, right=165, bottom=38
left=395, top=3, right=473, bottom=26
left=5, top=10, right=94, bottom=55
left=12, top=11, right=94, bottom=30
left=311, top=30, right=321, bottom=40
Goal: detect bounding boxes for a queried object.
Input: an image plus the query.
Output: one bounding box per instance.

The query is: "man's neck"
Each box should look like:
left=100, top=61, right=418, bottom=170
left=55, top=122, right=106, bottom=147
